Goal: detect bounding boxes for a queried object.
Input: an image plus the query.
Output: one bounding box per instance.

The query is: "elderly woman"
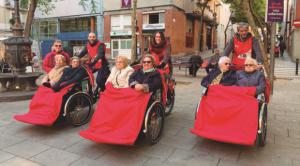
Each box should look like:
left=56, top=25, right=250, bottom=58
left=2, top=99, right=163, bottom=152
left=129, top=55, right=162, bottom=93
left=42, top=54, right=68, bottom=87
left=201, top=56, right=237, bottom=87
left=52, top=56, right=89, bottom=91
left=236, top=58, right=266, bottom=95
left=106, top=55, right=134, bottom=88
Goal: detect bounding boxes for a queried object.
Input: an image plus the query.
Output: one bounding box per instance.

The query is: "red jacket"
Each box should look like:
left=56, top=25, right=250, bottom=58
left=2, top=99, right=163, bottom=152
left=42, top=51, right=70, bottom=73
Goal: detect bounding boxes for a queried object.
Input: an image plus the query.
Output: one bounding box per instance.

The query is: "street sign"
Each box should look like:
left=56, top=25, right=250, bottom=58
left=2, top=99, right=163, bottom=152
left=266, top=0, right=284, bottom=22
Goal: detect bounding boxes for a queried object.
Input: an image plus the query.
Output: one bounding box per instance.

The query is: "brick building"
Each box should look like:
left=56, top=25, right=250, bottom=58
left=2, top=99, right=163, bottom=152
left=103, top=0, right=222, bottom=59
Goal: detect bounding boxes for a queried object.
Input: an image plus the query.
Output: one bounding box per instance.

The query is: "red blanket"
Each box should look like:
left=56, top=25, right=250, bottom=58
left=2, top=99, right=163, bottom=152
left=14, top=85, right=71, bottom=126
left=79, top=84, right=151, bottom=145
left=190, top=85, right=259, bottom=145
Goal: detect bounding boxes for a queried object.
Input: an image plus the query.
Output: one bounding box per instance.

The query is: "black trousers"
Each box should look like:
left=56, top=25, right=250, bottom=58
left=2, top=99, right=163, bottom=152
left=95, top=65, right=110, bottom=91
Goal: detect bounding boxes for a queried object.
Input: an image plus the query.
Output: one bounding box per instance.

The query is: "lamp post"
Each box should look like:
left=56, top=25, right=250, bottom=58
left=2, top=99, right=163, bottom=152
left=194, top=0, right=210, bottom=52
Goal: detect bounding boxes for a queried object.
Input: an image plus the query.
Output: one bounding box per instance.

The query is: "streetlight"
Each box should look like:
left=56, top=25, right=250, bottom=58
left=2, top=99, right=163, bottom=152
left=194, top=0, right=211, bottom=51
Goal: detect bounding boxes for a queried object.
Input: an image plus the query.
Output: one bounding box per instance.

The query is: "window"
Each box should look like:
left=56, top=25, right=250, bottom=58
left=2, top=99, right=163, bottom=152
left=143, top=12, right=165, bottom=24
left=60, top=17, right=91, bottom=32
left=111, top=15, right=131, bottom=31
left=39, top=20, right=58, bottom=39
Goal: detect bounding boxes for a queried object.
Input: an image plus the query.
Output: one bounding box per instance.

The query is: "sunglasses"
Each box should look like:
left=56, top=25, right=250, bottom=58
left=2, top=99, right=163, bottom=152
left=54, top=45, right=62, bottom=48
left=224, top=63, right=231, bottom=66
left=245, top=64, right=254, bottom=67
left=142, top=61, right=152, bottom=64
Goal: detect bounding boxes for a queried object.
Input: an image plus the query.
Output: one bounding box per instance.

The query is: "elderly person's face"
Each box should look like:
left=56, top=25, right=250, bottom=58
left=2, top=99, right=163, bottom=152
left=55, top=56, right=66, bottom=67
left=53, top=42, right=62, bottom=53
left=219, top=59, right=231, bottom=72
left=115, top=57, right=127, bottom=70
left=244, top=60, right=257, bottom=73
left=155, top=33, right=162, bottom=44
left=71, top=59, right=80, bottom=68
left=142, top=57, right=154, bottom=71
left=238, top=27, right=249, bottom=39
left=88, top=33, right=97, bottom=44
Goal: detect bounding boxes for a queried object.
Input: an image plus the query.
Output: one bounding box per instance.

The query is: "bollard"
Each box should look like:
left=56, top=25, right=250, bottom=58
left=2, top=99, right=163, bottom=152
left=296, top=59, right=299, bottom=75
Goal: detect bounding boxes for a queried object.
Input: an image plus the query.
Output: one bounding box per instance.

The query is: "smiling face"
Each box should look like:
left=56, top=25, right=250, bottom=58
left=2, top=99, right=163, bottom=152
left=55, top=55, right=66, bottom=67
left=155, top=32, right=162, bottom=44
left=115, top=57, right=126, bottom=70
left=142, top=56, right=154, bottom=71
left=88, top=33, right=97, bottom=44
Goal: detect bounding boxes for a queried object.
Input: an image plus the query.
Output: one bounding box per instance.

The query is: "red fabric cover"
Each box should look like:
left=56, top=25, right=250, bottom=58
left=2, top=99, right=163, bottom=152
left=190, top=85, right=259, bottom=145
left=79, top=83, right=151, bottom=145
left=86, top=41, right=106, bottom=70
left=232, top=36, right=253, bottom=70
left=42, top=51, right=70, bottom=73
left=14, top=85, right=72, bottom=126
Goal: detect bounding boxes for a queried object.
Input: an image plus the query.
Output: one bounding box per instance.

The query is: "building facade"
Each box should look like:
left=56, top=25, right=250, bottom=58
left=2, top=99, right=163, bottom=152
left=32, top=0, right=104, bottom=58
left=0, top=0, right=28, bottom=38
left=103, top=0, right=223, bottom=59
left=287, top=0, right=300, bottom=61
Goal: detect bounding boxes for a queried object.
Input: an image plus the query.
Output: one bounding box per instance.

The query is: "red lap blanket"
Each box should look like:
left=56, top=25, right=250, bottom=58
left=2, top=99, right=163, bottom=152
left=14, top=85, right=72, bottom=126
left=79, top=84, right=151, bottom=145
left=190, top=85, right=259, bottom=145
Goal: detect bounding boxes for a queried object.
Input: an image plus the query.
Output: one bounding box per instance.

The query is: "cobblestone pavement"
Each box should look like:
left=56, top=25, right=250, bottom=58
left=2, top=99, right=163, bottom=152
left=0, top=68, right=300, bottom=166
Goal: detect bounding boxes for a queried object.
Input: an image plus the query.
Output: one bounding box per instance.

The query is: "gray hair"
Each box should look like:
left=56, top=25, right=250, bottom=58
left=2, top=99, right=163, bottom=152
left=218, top=56, right=231, bottom=66
left=245, top=57, right=258, bottom=66
left=116, top=55, right=129, bottom=66
left=237, top=22, right=249, bottom=31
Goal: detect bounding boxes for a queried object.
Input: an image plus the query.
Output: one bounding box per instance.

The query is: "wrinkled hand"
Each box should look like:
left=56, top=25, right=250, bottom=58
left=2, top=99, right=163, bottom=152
left=135, top=84, right=144, bottom=91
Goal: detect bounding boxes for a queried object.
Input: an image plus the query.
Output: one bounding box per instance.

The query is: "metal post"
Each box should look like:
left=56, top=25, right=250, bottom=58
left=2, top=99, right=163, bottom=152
left=269, top=22, right=276, bottom=95
left=296, top=58, right=299, bottom=75
left=131, top=0, right=137, bottom=62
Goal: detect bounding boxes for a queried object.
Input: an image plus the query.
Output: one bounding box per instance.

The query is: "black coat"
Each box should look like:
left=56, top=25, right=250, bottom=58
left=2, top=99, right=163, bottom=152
left=201, top=68, right=237, bottom=87
left=129, top=69, right=162, bottom=93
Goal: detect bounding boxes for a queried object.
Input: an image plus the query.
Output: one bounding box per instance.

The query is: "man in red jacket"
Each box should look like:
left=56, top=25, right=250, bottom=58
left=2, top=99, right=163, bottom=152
left=42, top=40, right=70, bottom=73
left=78, top=32, right=110, bottom=92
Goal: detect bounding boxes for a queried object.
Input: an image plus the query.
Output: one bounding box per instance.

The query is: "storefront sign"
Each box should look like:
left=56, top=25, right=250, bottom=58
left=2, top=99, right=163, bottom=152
left=73, top=46, right=85, bottom=56
left=121, top=0, right=131, bottom=8
left=266, top=0, right=284, bottom=22
left=142, top=23, right=165, bottom=30
left=110, top=31, right=132, bottom=36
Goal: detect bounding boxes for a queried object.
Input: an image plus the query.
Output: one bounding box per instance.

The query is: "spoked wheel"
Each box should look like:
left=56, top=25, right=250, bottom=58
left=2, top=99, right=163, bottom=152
left=145, top=102, right=165, bottom=144
left=256, top=104, right=267, bottom=147
left=164, top=79, right=175, bottom=116
left=65, top=92, right=93, bottom=127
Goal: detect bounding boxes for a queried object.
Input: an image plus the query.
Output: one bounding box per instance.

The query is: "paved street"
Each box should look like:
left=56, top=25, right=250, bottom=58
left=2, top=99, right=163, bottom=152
left=0, top=58, right=300, bottom=166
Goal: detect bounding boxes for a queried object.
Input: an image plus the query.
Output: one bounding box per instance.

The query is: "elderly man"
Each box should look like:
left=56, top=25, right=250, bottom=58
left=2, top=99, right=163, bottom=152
left=236, top=58, right=266, bottom=95
left=222, top=22, right=263, bottom=70
left=188, top=51, right=203, bottom=77
left=201, top=56, right=236, bottom=87
left=42, top=40, right=70, bottom=73
left=78, top=32, right=110, bottom=92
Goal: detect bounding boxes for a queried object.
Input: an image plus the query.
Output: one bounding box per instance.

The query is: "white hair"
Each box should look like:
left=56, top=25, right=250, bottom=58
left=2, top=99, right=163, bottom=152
left=245, top=57, right=258, bottom=65
left=218, top=56, right=231, bottom=66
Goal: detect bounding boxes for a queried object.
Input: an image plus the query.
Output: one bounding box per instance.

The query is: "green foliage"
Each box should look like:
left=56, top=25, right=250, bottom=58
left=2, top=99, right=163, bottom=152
left=222, top=0, right=266, bottom=24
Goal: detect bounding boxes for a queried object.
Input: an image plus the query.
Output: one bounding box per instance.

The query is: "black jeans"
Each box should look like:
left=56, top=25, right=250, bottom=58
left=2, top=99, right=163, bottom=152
left=95, top=65, right=110, bottom=91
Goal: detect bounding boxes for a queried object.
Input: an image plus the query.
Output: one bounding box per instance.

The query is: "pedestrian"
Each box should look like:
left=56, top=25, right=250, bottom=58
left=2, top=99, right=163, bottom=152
left=222, top=22, right=264, bottom=70
left=42, top=40, right=70, bottom=73
left=188, top=51, right=203, bottom=77
left=205, top=49, right=220, bottom=74
left=279, top=36, right=286, bottom=57
left=78, top=32, right=110, bottom=92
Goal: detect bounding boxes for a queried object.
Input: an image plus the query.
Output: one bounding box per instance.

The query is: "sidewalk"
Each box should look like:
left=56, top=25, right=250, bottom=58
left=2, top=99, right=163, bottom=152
left=274, top=52, right=300, bottom=79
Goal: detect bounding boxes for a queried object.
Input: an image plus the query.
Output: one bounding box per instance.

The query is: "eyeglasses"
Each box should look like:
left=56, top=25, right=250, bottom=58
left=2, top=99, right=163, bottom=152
left=224, top=63, right=231, bottom=66
left=142, top=61, right=152, bottom=64
left=245, top=64, right=254, bottom=67
left=54, top=45, right=62, bottom=48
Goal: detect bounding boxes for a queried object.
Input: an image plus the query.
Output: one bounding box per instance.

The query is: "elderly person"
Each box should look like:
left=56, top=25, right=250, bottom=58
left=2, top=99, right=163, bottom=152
left=189, top=51, right=203, bottom=77
left=52, top=56, right=89, bottom=92
left=106, top=55, right=134, bottom=88
left=236, top=58, right=266, bottom=95
left=201, top=56, right=237, bottom=87
left=42, top=54, right=68, bottom=87
left=129, top=55, right=162, bottom=93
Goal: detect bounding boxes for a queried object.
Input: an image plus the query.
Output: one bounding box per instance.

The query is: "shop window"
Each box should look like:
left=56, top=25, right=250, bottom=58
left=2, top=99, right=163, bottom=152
left=143, top=12, right=165, bottom=24
left=39, top=20, right=58, bottom=39
left=111, top=15, right=131, bottom=31
left=60, top=17, right=91, bottom=32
